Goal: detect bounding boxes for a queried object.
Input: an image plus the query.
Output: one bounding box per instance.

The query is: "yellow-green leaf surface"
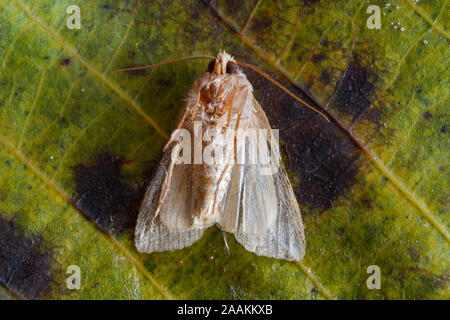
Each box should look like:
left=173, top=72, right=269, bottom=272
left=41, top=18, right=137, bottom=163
left=0, top=0, right=448, bottom=299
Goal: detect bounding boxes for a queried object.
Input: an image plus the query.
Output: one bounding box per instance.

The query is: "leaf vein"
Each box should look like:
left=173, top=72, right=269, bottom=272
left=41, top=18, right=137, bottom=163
left=404, top=0, right=449, bottom=40
left=17, top=70, right=45, bottom=150
left=12, top=0, right=169, bottom=139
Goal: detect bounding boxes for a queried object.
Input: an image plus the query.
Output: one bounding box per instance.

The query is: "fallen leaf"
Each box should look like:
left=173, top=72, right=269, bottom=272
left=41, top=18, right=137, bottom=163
left=0, top=0, right=448, bottom=299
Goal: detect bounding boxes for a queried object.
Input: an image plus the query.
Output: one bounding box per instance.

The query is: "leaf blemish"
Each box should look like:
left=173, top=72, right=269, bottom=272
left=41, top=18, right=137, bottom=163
left=60, top=58, right=72, bottom=67
left=0, top=215, right=54, bottom=299
left=407, top=247, right=421, bottom=263
left=249, top=17, right=273, bottom=34
left=311, top=53, right=326, bottom=63
left=303, top=0, right=320, bottom=6
left=72, top=153, right=150, bottom=235
left=246, top=69, right=361, bottom=213
left=319, top=70, right=331, bottom=85
left=335, top=53, right=382, bottom=124
left=422, top=111, right=432, bottom=120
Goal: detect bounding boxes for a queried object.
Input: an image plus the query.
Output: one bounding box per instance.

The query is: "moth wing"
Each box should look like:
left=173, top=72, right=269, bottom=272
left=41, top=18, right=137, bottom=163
left=219, top=98, right=306, bottom=261
left=135, top=108, right=208, bottom=254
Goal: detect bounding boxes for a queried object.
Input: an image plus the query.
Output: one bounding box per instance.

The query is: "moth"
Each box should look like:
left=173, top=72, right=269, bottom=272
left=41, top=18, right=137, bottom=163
left=132, top=50, right=328, bottom=261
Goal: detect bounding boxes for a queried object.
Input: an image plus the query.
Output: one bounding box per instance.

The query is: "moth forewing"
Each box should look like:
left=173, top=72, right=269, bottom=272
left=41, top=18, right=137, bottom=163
left=135, top=50, right=306, bottom=261
left=218, top=97, right=306, bottom=261
left=134, top=144, right=207, bottom=253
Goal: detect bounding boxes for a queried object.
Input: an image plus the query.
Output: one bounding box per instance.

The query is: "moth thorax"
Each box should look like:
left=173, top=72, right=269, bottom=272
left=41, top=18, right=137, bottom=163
left=200, top=82, right=232, bottom=117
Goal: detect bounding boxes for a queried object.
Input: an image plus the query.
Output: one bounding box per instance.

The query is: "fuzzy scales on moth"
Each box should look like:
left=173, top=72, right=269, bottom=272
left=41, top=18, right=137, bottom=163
left=135, top=50, right=306, bottom=261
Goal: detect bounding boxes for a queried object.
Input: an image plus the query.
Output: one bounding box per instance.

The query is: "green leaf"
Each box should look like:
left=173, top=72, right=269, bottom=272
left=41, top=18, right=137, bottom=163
left=0, top=0, right=448, bottom=299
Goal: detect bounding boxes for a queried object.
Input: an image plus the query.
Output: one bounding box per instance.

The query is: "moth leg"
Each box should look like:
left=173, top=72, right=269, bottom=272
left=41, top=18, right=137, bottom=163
left=233, top=111, right=243, bottom=162
left=189, top=87, right=202, bottom=120
left=226, top=106, right=232, bottom=126
left=220, top=86, right=241, bottom=126
left=231, top=86, right=248, bottom=160
left=163, top=87, right=200, bottom=152
left=163, top=107, right=191, bottom=153
left=221, top=94, right=235, bottom=125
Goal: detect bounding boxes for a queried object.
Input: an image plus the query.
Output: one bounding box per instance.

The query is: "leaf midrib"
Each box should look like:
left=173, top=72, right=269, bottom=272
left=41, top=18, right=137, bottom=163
left=405, top=0, right=449, bottom=40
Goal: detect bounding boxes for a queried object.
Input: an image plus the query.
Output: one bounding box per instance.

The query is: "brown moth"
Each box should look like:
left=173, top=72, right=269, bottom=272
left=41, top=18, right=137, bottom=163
left=135, top=50, right=312, bottom=261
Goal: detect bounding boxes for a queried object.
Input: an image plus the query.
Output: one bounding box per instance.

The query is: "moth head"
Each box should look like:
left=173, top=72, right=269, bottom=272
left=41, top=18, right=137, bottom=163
left=208, top=50, right=239, bottom=75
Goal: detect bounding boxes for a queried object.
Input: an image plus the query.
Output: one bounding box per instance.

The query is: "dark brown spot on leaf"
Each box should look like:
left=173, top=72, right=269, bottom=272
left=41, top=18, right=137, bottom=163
left=311, top=53, right=326, bottom=63
left=335, top=53, right=381, bottom=123
left=60, top=58, right=71, bottom=67
left=440, top=125, right=447, bottom=134
left=422, top=111, right=432, bottom=120
left=319, top=70, right=331, bottom=85
left=158, top=78, right=173, bottom=87
left=407, top=247, right=421, bottom=263
left=336, top=227, right=346, bottom=236
left=249, top=16, right=273, bottom=34
left=0, top=215, right=54, bottom=299
left=303, top=0, right=320, bottom=6
left=245, top=69, right=361, bottom=213
left=72, top=153, right=149, bottom=235
left=101, top=4, right=113, bottom=10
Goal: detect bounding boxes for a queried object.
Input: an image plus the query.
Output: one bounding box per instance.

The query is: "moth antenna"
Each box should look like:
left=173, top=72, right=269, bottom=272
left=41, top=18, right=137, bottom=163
left=235, top=61, right=330, bottom=123
left=114, top=55, right=330, bottom=122
left=113, top=55, right=215, bottom=73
